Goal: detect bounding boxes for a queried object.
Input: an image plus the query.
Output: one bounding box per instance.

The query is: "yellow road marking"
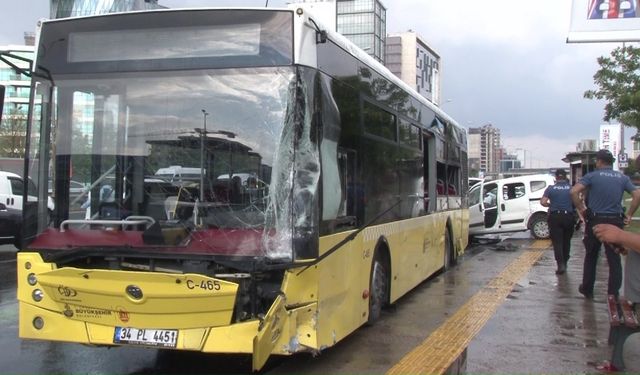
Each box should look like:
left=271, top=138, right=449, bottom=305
left=386, top=239, right=550, bottom=375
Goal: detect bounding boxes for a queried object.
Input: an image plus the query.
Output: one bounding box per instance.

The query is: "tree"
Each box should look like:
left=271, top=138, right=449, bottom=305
left=624, top=158, right=637, bottom=177
left=0, top=108, right=27, bottom=158
left=633, top=154, right=640, bottom=184
left=584, top=45, right=640, bottom=130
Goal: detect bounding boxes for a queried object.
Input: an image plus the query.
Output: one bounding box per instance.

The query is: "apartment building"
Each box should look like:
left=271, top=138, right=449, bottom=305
left=468, top=124, right=502, bottom=175
left=385, top=31, right=440, bottom=105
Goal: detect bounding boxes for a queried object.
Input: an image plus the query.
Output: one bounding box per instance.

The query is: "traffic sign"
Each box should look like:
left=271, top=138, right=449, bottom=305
left=619, top=161, right=629, bottom=168
left=618, top=153, right=628, bottom=162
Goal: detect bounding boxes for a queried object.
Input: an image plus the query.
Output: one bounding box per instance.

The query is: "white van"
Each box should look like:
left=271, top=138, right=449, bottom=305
left=155, top=166, right=202, bottom=184
left=468, top=174, right=555, bottom=239
left=0, top=171, right=54, bottom=213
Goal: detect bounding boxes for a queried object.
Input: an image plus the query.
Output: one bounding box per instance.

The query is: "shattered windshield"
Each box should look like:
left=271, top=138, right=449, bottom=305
left=33, top=67, right=298, bottom=259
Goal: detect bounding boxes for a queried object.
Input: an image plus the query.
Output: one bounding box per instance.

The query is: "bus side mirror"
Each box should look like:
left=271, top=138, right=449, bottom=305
left=0, top=85, right=5, bottom=126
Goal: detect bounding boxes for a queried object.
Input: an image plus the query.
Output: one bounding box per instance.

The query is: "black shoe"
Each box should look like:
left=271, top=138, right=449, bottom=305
left=555, top=263, right=566, bottom=275
left=579, top=284, right=594, bottom=299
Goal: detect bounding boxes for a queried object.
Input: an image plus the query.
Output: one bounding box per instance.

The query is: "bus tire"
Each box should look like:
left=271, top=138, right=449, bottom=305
left=367, top=251, right=389, bottom=325
left=530, top=214, right=550, bottom=239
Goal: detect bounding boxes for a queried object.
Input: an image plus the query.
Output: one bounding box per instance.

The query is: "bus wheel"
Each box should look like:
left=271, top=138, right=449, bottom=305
left=367, top=253, right=389, bottom=325
left=530, top=215, right=550, bottom=239
left=443, top=228, right=454, bottom=270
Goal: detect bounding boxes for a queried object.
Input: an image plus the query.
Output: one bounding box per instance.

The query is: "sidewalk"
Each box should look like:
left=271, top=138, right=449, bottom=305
left=467, top=233, right=640, bottom=374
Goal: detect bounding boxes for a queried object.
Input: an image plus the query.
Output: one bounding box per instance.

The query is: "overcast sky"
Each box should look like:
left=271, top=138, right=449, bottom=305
left=0, top=0, right=624, bottom=168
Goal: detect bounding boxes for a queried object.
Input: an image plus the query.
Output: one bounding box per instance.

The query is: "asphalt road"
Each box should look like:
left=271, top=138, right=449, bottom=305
left=1, top=241, right=485, bottom=375
left=0, top=233, right=627, bottom=374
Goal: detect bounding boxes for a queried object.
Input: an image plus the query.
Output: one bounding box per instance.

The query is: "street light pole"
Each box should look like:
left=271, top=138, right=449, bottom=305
left=200, top=109, right=209, bottom=202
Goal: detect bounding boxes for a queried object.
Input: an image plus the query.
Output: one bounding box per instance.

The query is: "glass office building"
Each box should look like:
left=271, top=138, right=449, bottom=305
left=51, top=0, right=163, bottom=18
left=0, top=43, right=33, bottom=118
left=1, top=1, right=165, bottom=158
left=336, top=0, right=386, bottom=63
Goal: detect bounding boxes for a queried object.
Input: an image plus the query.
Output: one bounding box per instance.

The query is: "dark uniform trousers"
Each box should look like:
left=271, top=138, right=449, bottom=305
left=548, top=212, right=575, bottom=266
left=583, top=214, right=624, bottom=296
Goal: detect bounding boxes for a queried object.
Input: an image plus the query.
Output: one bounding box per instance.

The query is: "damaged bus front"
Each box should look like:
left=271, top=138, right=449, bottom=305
left=18, top=9, right=321, bottom=370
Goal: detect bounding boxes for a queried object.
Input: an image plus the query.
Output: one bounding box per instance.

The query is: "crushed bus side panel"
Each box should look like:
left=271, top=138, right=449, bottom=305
left=271, top=230, right=370, bottom=356
left=314, top=231, right=369, bottom=349
left=281, top=302, right=318, bottom=353
left=253, top=294, right=287, bottom=370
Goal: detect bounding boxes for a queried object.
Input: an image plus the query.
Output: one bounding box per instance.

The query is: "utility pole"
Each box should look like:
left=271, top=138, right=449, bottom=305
left=200, top=109, right=209, bottom=202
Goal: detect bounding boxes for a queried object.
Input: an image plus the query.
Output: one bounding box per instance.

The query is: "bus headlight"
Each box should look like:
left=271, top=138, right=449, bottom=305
left=32, top=289, right=44, bottom=302
left=27, top=273, right=37, bottom=286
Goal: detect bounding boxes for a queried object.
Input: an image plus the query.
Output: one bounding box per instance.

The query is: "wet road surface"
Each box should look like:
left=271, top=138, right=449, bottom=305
left=467, top=234, right=630, bottom=374
left=0, top=233, right=636, bottom=374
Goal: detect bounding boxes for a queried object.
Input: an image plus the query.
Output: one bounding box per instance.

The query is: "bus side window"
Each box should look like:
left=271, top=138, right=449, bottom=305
left=436, top=161, right=447, bottom=195
left=338, top=149, right=358, bottom=226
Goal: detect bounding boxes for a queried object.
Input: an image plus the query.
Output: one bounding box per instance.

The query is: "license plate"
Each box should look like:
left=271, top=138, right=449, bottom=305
left=113, top=327, right=178, bottom=348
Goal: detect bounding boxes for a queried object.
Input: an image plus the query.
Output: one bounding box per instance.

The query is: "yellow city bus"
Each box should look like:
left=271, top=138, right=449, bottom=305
left=10, top=6, right=468, bottom=370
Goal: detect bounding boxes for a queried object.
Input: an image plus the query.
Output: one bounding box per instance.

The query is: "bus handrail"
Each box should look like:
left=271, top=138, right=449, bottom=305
left=60, top=216, right=155, bottom=232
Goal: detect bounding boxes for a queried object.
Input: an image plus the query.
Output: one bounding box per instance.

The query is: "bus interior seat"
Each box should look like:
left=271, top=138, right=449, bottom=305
left=164, top=196, right=178, bottom=220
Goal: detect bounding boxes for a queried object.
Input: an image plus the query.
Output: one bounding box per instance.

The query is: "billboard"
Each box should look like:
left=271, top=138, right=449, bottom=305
left=599, top=124, right=623, bottom=170
left=568, top=0, right=640, bottom=43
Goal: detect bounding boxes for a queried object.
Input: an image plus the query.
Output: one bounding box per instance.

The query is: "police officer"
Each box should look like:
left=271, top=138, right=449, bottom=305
left=541, top=169, right=574, bottom=275
left=570, top=149, right=640, bottom=299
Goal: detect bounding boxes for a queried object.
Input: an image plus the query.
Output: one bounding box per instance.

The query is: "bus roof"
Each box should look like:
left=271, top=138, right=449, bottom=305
left=37, top=7, right=463, bottom=136
left=297, top=8, right=462, bottom=133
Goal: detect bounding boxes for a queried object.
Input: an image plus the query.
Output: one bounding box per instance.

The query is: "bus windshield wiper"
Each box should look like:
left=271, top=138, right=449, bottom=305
left=295, top=199, right=402, bottom=275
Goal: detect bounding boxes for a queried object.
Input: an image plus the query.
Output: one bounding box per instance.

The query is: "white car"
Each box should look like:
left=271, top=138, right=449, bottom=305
left=0, top=171, right=54, bottom=213
left=469, top=177, right=483, bottom=188
left=468, top=174, right=556, bottom=239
